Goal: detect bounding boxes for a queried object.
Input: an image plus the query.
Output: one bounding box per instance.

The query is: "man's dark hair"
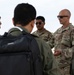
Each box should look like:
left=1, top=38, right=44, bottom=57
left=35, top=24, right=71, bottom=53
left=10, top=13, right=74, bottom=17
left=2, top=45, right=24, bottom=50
left=36, top=16, right=45, bottom=22
left=13, top=3, right=36, bottom=26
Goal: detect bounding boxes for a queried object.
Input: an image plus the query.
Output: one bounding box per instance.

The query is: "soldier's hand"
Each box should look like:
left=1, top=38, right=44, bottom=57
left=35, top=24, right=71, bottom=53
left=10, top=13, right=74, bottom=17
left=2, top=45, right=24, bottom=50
left=54, top=50, right=61, bottom=56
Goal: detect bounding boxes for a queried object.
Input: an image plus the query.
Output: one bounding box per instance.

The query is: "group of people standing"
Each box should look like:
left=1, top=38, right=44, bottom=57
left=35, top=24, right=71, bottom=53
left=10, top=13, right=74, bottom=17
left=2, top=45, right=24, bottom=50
left=0, top=3, right=74, bottom=75
left=32, top=9, right=74, bottom=75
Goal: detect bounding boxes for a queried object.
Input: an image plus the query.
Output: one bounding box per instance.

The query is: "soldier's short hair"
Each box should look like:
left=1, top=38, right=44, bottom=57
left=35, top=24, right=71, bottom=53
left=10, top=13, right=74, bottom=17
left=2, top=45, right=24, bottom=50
left=13, top=3, right=36, bottom=26
left=36, top=16, right=45, bottom=23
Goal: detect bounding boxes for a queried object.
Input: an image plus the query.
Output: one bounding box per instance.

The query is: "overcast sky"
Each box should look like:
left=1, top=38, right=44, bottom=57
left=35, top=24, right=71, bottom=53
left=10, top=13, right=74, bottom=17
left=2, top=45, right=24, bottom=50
left=0, top=0, right=74, bottom=35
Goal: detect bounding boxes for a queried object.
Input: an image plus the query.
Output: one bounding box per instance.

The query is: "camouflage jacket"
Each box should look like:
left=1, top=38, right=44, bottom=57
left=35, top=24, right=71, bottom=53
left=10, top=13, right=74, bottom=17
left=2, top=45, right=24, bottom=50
left=8, top=26, right=61, bottom=75
left=32, top=28, right=54, bottom=48
left=53, top=23, right=74, bottom=68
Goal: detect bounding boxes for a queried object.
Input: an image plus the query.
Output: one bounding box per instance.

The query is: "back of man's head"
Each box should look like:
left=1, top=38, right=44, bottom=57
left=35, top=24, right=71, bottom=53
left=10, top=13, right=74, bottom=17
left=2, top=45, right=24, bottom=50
left=36, top=16, right=45, bottom=23
left=13, top=3, right=36, bottom=26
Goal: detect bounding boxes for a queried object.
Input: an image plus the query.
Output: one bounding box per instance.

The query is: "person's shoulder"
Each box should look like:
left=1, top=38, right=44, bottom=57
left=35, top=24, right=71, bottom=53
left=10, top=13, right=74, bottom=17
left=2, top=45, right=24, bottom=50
left=68, top=24, right=74, bottom=34
left=8, top=27, right=22, bottom=36
left=44, top=28, right=53, bottom=35
left=32, top=30, right=39, bottom=37
left=45, top=29, right=52, bottom=33
left=56, top=27, right=62, bottom=31
left=32, top=34, right=43, bottom=43
left=8, top=27, right=20, bottom=33
left=53, top=27, right=61, bottom=35
left=34, top=35, right=51, bottom=49
left=69, top=24, right=74, bottom=29
left=32, top=30, right=37, bottom=34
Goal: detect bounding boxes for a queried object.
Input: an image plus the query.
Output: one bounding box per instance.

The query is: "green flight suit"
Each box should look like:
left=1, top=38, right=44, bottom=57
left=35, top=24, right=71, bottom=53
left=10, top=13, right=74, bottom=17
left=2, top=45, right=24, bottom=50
left=32, top=28, right=54, bottom=48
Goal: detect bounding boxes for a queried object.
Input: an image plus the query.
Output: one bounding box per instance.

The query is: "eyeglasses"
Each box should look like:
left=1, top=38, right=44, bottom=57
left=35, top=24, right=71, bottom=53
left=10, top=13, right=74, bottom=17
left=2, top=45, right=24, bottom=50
left=57, top=16, right=68, bottom=19
left=36, top=22, right=43, bottom=25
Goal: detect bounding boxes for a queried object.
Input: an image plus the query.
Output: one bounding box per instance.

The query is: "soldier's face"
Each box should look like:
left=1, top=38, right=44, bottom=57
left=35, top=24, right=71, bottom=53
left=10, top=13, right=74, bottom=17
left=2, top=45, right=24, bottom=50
left=36, top=19, right=45, bottom=30
left=57, top=10, right=69, bottom=25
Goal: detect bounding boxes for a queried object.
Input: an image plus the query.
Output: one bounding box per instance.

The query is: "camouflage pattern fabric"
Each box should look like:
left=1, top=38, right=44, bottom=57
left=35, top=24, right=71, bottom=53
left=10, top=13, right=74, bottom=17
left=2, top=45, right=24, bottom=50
left=53, top=23, right=74, bottom=75
left=33, top=28, right=54, bottom=48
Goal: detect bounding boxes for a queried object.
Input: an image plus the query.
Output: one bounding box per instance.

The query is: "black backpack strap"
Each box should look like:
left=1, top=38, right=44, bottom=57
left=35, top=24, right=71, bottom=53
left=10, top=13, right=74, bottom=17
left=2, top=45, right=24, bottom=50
left=25, top=33, right=43, bottom=75
left=21, top=31, right=43, bottom=75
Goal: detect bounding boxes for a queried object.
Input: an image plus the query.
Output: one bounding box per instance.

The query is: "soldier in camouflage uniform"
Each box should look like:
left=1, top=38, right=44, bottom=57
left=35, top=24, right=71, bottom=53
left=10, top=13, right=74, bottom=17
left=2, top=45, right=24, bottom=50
left=53, top=9, right=74, bottom=75
left=33, top=16, right=54, bottom=48
left=7, top=3, right=61, bottom=75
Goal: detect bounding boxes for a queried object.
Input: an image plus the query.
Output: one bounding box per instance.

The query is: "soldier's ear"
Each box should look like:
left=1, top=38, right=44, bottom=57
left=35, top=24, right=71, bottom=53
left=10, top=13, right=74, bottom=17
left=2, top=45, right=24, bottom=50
left=44, top=22, right=45, bottom=26
left=30, top=20, right=35, bottom=28
left=12, top=18, right=15, bottom=25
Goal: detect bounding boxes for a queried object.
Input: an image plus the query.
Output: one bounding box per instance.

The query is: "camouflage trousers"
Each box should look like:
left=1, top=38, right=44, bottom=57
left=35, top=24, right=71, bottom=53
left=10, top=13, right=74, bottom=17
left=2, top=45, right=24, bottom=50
left=55, top=54, right=71, bottom=75
left=60, top=65, right=70, bottom=75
